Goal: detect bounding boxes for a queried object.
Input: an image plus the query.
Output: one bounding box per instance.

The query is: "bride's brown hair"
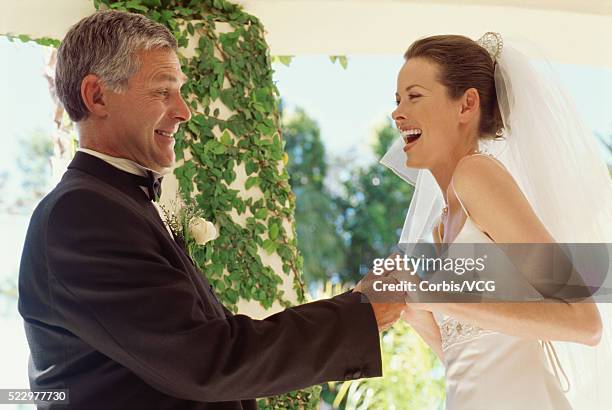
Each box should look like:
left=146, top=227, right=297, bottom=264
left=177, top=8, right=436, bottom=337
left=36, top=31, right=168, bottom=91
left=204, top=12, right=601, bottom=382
left=404, top=35, right=503, bottom=139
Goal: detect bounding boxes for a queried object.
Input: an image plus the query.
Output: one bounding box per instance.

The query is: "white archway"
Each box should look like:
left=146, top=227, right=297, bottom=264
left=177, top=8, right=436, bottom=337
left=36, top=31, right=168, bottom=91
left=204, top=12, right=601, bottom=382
left=1, top=0, right=612, bottom=67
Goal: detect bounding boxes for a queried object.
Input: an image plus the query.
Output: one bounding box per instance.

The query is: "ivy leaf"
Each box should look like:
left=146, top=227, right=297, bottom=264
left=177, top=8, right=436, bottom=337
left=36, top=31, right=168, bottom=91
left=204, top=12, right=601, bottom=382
left=245, top=176, right=259, bottom=190
left=262, top=239, right=277, bottom=254
left=125, top=0, right=149, bottom=12
left=216, top=279, right=226, bottom=291
left=178, top=176, right=192, bottom=196
left=245, top=160, right=258, bottom=175
left=252, top=103, right=266, bottom=113
left=143, top=0, right=161, bottom=7
left=226, top=289, right=239, bottom=304
left=329, top=55, right=349, bottom=69
left=184, top=165, right=197, bottom=180
left=206, top=140, right=226, bottom=155
left=109, top=3, right=127, bottom=11
left=223, top=168, right=236, bottom=184
left=212, top=262, right=225, bottom=276
left=220, top=130, right=233, bottom=146
left=258, top=138, right=272, bottom=146
left=210, top=86, right=219, bottom=101
left=198, top=36, right=209, bottom=52
left=148, top=10, right=161, bottom=21
left=278, top=56, right=293, bottom=66
left=255, top=123, right=274, bottom=136
left=187, top=121, right=199, bottom=136
left=269, top=224, right=279, bottom=240
left=254, top=208, right=268, bottom=219
left=246, top=245, right=258, bottom=258
left=176, top=7, right=194, bottom=16
left=220, top=89, right=235, bottom=110
left=213, top=61, right=224, bottom=75
left=255, top=222, right=266, bottom=235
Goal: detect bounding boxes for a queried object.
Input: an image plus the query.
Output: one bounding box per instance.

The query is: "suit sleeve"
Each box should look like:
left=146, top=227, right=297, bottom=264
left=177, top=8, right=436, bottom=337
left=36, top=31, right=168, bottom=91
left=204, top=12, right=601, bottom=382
left=44, top=190, right=382, bottom=401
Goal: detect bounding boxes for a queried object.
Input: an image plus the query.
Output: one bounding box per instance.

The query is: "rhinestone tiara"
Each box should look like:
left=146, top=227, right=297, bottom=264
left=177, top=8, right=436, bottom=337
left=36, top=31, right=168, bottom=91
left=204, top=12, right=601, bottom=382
left=477, top=32, right=504, bottom=62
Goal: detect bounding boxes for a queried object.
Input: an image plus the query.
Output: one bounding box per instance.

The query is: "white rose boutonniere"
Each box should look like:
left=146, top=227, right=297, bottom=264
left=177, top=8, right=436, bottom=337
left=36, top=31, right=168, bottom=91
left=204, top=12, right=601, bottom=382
left=188, top=217, right=218, bottom=245
left=158, top=198, right=218, bottom=256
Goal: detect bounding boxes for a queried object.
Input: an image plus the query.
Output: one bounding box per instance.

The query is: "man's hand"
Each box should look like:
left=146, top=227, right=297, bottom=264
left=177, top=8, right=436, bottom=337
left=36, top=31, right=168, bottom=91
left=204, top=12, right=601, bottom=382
left=354, top=254, right=408, bottom=331
left=370, top=301, right=406, bottom=332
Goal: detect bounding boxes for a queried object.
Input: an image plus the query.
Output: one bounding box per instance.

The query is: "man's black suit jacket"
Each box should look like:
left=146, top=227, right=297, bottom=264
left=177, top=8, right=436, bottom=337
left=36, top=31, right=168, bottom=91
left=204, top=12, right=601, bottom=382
left=18, top=152, right=382, bottom=409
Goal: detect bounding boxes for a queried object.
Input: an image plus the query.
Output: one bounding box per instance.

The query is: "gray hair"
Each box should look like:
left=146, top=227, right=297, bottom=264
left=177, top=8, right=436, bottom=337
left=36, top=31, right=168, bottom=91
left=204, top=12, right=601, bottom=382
left=55, top=10, right=177, bottom=122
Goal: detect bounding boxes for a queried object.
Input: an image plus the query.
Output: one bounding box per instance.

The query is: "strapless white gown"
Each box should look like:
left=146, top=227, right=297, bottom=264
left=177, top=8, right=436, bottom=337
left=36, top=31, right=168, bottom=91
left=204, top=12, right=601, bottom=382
left=434, top=216, right=572, bottom=410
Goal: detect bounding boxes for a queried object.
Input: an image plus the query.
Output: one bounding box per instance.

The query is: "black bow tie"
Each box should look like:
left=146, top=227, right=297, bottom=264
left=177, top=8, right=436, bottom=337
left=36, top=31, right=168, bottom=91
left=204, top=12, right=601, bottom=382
left=132, top=170, right=163, bottom=201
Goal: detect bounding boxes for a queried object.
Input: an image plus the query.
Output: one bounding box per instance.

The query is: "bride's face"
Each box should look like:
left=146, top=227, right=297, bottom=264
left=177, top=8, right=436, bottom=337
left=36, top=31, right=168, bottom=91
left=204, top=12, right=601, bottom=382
left=392, top=57, right=464, bottom=169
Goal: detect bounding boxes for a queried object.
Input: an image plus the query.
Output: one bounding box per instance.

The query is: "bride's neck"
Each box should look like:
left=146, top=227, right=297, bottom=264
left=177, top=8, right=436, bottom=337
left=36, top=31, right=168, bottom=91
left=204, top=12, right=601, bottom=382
left=430, top=143, right=479, bottom=204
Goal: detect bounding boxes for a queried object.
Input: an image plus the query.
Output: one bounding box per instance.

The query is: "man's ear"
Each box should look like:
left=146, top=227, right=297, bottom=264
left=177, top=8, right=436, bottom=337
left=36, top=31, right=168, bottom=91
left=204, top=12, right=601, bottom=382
left=458, top=87, right=480, bottom=125
left=80, top=74, right=109, bottom=118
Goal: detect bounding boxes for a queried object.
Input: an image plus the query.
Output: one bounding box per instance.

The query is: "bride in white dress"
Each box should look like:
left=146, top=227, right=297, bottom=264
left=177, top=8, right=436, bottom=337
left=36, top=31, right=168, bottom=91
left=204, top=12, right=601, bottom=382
left=380, top=33, right=612, bottom=409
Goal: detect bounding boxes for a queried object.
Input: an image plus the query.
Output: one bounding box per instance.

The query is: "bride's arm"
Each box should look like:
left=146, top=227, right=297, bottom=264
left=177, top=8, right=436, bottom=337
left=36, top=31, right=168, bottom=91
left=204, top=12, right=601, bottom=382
left=420, top=156, right=603, bottom=346
left=402, top=306, right=444, bottom=361
left=401, top=225, right=444, bottom=360
left=418, top=301, right=601, bottom=346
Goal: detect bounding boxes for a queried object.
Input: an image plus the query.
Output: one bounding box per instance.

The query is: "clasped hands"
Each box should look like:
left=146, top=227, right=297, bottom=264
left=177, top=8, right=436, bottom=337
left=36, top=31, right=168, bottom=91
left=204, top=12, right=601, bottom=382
left=353, top=253, right=427, bottom=331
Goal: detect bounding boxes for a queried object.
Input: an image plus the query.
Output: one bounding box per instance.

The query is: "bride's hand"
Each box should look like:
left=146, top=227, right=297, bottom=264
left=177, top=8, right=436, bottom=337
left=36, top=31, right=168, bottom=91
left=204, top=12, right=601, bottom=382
left=401, top=304, right=435, bottom=324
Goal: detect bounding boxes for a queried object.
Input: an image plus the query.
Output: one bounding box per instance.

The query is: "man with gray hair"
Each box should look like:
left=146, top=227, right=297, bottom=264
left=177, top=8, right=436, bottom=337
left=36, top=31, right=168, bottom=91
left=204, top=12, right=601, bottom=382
left=18, top=10, right=405, bottom=409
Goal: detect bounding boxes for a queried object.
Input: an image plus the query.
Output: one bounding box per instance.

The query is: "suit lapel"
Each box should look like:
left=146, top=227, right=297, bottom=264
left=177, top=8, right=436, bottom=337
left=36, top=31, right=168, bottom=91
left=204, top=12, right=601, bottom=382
left=66, top=151, right=227, bottom=316
left=67, top=151, right=176, bottom=245
left=68, top=151, right=151, bottom=204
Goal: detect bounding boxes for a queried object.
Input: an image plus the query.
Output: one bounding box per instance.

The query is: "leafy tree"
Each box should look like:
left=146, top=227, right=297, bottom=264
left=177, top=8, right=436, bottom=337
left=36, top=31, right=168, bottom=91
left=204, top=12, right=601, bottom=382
left=282, top=108, right=345, bottom=284
left=336, top=119, right=415, bottom=283
left=0, top=171, right=8, bottom=210
left=601, top=135, right=612, bottom=174
left=313, top=282, right=445, bottom=409
left=0, top=129, right=53, bottom=214
left=331, top=321, right=445, bottom=409
left=15, top=130, right=53, bottom=211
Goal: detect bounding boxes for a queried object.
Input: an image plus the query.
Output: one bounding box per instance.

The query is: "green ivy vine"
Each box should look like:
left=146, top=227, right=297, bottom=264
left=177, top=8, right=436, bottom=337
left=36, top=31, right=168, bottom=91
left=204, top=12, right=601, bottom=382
left=4, top=33, right=61, bottom=48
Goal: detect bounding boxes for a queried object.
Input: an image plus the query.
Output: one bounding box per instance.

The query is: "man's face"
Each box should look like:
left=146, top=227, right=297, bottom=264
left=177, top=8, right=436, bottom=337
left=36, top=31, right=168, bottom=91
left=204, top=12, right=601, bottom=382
left=104, top=48, right=191, bottom=172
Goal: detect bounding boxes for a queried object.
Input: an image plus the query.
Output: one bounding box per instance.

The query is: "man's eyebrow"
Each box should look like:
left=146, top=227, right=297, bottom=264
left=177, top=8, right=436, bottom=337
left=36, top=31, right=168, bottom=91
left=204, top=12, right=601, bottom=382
left=152, top=73, right=188, bottom=84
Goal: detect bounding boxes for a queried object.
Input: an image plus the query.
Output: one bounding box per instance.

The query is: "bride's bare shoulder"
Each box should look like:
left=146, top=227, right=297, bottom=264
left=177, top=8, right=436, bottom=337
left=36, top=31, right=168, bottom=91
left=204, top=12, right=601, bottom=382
left=451, top=154, right=554, bottom=242
left=451, top=154, right=516, bottom=197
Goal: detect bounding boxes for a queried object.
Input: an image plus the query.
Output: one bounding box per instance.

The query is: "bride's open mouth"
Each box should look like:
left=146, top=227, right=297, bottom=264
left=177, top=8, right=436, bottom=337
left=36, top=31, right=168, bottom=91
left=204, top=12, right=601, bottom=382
left=401, top=128, right=422, bottom=151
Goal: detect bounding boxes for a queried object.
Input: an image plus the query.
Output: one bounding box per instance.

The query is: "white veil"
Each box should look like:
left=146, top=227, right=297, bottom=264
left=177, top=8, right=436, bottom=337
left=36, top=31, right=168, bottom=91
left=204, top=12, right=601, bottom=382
left=380, top=33, right=612, bottom=409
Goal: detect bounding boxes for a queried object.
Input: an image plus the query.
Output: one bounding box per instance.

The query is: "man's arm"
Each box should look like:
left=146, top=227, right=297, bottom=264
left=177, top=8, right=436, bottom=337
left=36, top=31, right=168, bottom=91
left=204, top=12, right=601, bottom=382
left=42, top=190, right=382, bottom=402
